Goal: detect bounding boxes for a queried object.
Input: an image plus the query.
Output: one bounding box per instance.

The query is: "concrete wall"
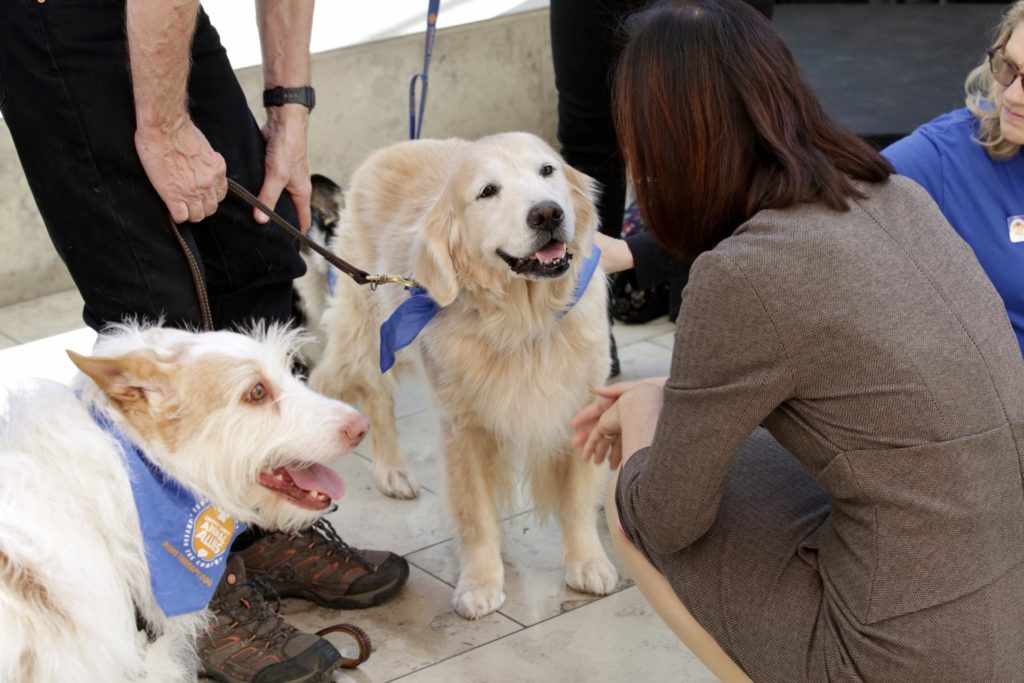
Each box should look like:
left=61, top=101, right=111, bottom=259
left=0, top=8, right=556, bottom=308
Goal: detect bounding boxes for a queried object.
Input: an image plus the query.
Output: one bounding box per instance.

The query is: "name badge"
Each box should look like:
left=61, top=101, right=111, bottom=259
left=1008, top=215, right=1024, bottom=243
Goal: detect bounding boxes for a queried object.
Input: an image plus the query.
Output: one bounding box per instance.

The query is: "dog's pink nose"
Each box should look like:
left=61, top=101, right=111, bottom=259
left=341, top=413, right=369, bottom=447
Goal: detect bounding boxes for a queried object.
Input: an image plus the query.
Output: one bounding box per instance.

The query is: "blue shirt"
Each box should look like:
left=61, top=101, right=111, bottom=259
left=883, top=108, right=1024, bottom=355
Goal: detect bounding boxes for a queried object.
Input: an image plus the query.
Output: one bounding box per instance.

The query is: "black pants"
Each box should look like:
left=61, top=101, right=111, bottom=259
left=550, top=0, right=775, bottom=239
left=0, top=0, right=305, bottom=332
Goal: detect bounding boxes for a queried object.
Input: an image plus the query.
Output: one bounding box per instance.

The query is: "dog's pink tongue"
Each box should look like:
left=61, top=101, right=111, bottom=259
left=285, top=465, right=345, bottom=501
left=533, top=241, right=566, bottom=261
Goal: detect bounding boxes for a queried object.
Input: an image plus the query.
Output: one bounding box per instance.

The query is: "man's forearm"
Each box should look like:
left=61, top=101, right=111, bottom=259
left=256, top=0, right=314, bottom=88
left=126, top=0, right=199, bottom=130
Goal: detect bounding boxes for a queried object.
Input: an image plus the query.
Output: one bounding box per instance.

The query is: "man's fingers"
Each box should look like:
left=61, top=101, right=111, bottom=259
left=294, top=194, right=312, bottom=234
left=167, top=200, right=189, bottom=224
left=254, top=176, right=286, bottom=224
left=187, top=199, right=207, bottom=224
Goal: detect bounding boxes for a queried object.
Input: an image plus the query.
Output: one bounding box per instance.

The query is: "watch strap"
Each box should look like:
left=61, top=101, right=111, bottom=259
left=262, top=86, right=316, bottom=110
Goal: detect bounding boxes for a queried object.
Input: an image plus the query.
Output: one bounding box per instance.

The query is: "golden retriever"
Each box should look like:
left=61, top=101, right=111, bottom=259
left=309, top=132, right=617, bottom=619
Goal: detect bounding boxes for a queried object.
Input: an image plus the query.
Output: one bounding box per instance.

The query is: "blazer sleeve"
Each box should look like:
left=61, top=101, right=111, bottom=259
left=616, top=250, right=796, bottom=556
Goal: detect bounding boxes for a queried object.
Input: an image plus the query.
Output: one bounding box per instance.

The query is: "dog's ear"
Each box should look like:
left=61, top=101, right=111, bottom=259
left=68, top=349, right=171, bottom=413
left=413, top=196, right=460, bottom=307
left=564, top=163, right=600, bottom=239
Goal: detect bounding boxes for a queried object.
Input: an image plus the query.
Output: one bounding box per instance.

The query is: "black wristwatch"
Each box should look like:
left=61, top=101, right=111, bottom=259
left=262, top=86, right=316, bottom=110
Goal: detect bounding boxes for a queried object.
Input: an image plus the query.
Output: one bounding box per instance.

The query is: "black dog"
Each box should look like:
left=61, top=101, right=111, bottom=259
left=291, top=173, right=343, bottom=374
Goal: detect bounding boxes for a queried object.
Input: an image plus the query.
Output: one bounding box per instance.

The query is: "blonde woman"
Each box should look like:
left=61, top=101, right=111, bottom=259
left=884, top=1, right=1024, bottom=355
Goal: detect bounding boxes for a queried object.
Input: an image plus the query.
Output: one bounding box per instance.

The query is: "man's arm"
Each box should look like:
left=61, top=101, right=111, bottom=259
left=127, top=0, right=227, bottom=224
left=255, top=0, right=315, bottom=231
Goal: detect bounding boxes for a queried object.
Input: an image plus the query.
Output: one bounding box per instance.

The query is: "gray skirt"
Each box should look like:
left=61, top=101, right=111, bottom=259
left=621, top=428, right=1024, bottom=682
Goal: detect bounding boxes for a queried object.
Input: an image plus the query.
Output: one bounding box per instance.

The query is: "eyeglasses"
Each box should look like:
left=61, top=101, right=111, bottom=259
left=988, top=48, right=1024, bottom=89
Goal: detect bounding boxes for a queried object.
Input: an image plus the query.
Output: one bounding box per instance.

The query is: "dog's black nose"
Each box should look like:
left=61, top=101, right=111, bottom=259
left=527, top=201, right=564, bottom=232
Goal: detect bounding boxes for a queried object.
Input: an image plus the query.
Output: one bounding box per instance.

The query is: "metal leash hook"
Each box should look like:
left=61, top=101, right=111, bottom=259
left=366, top=274, right=421, bottom=288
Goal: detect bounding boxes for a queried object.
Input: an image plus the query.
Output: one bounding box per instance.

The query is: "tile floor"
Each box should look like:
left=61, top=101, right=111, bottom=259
left=0, top=289, right=715, bottom=683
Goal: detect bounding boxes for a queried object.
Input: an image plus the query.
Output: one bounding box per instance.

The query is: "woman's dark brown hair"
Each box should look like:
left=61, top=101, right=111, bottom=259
left=613, top=0, right=892, bottom=260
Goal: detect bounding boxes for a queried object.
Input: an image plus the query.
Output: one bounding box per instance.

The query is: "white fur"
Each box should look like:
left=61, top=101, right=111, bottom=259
left=0, top=324, right=365, bottom=682
left=310, top=132, right=618, bottom=619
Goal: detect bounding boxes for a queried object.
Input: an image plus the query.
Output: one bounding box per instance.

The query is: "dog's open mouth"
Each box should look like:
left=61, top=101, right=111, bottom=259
left=498, top=240, right=572, bottom=278
left=258, top=464, right=345, bottom=511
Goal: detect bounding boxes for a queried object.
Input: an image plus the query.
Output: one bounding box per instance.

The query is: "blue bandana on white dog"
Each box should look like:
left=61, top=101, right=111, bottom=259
left=88, top=404, right=245, bottom=617
left=378, top=246, right=602, bottom=373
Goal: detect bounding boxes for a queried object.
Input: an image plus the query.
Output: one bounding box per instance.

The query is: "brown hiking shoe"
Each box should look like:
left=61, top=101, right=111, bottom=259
left=237, top=519, right=409, bottom=609
left=199, top=555, right=342, bottom=683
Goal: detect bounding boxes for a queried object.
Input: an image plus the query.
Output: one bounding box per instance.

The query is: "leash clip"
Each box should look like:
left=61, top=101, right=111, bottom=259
left=365, top=274, right=421, bottom=289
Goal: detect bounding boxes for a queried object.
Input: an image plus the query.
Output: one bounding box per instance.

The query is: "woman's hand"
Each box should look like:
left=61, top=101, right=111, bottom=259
left=571, top=378, right=666, bottom=468
left=594, top=232, right=635, bottom=274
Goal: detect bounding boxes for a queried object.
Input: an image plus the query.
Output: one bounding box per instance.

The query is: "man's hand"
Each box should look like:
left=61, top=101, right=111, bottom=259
left=256, top=106, right=311, bottom=232
left=135, top=118, right=227, bottom=224
left=127, top=0, right=226, bottom=224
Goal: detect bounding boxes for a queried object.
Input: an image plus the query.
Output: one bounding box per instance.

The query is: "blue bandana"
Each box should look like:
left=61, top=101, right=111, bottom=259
left=378, top=246, right=601, bottom=373
left=88, top=404, right=245, bottom=617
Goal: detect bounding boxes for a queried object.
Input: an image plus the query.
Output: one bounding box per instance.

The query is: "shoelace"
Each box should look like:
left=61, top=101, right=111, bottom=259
left=210, top=576, right=294, bottom=648
left=305, top=519, right=373, bottom=570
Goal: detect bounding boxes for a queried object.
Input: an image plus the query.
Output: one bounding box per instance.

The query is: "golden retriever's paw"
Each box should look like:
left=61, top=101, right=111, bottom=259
left=374, top=466, right=420, bottom=499
left=565, top=557, right=619, bottom=595
left=451, top=579, right=506, bottom=620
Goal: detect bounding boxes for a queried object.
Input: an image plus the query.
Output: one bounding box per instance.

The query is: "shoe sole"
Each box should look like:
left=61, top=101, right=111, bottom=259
left=203, top=665, right=340, bottom=683
left=280, top=558, right=410, bottom=610
left=203, top=651, right=342, bottom=683
left=203, top=660, right=341, bottom=683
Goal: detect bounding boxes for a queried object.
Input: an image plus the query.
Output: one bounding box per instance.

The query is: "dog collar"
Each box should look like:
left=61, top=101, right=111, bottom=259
left=377, top=246, right=601, bottom=373
left=86, top=401, right=245, bottom=617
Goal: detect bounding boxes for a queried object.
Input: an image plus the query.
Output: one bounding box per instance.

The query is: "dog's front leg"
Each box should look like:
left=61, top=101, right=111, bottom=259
left=532, top=448, right=619, bottom=596
left=445, top=422, right=506, bottom=619
left=140, top=612, right=207, bottom=683
left=362, top=381, right=420, bottom=499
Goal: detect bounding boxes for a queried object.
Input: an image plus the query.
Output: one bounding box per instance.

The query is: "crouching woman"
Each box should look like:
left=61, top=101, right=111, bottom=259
left=571, top=1, right=1024, bottom=681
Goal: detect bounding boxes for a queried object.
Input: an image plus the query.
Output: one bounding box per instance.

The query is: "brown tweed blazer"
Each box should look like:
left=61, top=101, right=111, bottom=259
left=617, top=176, right=1024, bottom=679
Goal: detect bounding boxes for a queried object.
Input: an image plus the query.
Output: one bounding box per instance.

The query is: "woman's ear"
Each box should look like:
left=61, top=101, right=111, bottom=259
left=413, top=195, right=460, bottom=307
left=564, top=163, right=601, bottom=240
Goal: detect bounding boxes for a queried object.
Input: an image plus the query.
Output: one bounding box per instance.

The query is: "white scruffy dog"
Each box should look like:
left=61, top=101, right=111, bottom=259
left=0, top=324, right=367, bottom=683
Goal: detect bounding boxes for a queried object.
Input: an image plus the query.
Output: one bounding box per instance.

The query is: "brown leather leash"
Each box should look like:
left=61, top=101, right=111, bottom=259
left=316, top=623, right=374, bottom=669
left=169, top=177, right=421, bottom=332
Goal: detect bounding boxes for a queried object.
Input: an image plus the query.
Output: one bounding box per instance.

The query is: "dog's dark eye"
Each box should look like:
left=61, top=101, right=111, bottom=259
left=540, top=163, right=555, bottom=177
left=246, top=382, right=268, bottom=403
left=478, top=184, right=500, bottom=199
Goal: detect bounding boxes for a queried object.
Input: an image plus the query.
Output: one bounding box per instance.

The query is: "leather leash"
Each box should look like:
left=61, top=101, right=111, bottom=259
left=316, top=623, right=374, bottom=669
left=169, top=178, right=421, bottom=332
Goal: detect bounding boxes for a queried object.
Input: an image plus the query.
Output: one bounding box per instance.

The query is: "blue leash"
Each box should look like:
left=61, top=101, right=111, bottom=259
left=409, top=0, right=441, bottom=140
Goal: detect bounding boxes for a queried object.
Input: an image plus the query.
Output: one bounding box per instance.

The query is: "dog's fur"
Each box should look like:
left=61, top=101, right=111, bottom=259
left=309, top=132, right=618, bottom=619
left=0, top=324, right=366, bottom=682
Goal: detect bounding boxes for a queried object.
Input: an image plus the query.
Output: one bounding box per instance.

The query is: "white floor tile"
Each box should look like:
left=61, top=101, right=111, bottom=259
left=282, top=566, right=522, bottom=683
left=0, top=288, right=83, bottom=344
left=616, top=340, right=672, bottom=382
left=650, top=331, right=675, bottom=351
left=612, top=315, right=676, bottom=347
left=408, top=507, right=632, bottom=628
left=394, top=586, right=715, bottom=683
